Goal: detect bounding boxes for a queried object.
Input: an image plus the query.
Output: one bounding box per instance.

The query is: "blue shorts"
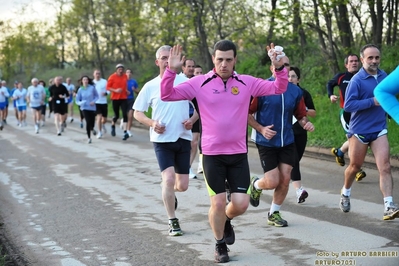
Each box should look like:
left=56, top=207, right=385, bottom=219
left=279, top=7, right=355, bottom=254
left=348, top=129, right=388, bottom=144
left=153, top=138, right=191, bottom=173
left=17, top=106, right=27, bottom=112
left=0, top=102, right=6, bottom=110
left=13, top=101, right=17, bottom=108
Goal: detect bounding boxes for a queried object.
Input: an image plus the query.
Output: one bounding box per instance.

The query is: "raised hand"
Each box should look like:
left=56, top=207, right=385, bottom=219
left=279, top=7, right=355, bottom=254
left=168, top=45, right=186, bottom=73
left=266, top=43, right=286, bottom=69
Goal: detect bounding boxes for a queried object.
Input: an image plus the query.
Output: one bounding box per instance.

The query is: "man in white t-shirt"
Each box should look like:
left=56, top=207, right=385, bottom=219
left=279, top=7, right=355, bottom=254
left=93, top=69, right=108, bottom=138
left=26, top=78, right=46, bottom=133
left=133, top=45, right=198, bottom=237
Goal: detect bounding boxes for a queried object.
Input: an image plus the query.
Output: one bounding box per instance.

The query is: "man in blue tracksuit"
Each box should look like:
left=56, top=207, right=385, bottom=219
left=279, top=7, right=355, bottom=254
left=248, top=60, right=314, bottom=227
left=340, top=44, right=399, bottom=220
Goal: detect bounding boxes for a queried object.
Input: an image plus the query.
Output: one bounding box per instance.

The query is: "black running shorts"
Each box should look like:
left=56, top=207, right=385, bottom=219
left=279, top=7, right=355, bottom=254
left=256, top=143, right=297, bottom=173
left=203, top=153, right=250, bottom=196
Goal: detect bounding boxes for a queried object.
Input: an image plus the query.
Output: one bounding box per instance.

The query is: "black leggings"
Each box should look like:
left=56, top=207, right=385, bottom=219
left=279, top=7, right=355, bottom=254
left=82, top=110, right=96, bottom=138
left=112, top=99, right=128, bottom=124
left=291, top=133, right=307, bottom=182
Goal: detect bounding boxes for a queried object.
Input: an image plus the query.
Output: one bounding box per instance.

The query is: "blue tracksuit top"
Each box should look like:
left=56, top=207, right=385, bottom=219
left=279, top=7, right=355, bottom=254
left=253, top=80, right=303, bottom=147
left=344, top=67, right=387, bottom=134
left=374, top=65, right=399, bottom=124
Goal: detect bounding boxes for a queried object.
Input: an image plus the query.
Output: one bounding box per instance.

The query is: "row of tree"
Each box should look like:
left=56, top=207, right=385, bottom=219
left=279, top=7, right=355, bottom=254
left=0, top=0, right=398, bottom=82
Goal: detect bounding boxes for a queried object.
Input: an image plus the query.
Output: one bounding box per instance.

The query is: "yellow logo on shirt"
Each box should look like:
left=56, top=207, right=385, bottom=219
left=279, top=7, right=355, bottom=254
left=231, top=86, right=239, bottom=95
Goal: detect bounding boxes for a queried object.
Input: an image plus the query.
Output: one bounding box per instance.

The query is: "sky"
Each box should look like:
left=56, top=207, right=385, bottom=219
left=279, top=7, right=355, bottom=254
left=0, top=0, right=55, bottom=22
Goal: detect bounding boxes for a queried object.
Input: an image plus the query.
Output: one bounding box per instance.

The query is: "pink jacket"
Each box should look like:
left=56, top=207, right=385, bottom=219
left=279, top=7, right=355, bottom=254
left=161, top=68, right=288, bottom=155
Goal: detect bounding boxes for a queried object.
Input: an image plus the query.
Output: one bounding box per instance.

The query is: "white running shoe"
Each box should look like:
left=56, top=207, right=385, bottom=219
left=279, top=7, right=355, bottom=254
left=127, top=130, right=132, bottom=137
left=97, top=132, right=102, bottom=139
left=35, top=125, right=39, bottom=134
left=88, top=138, right=92, bottom=143
left=189, top=168, right=197, bottom=179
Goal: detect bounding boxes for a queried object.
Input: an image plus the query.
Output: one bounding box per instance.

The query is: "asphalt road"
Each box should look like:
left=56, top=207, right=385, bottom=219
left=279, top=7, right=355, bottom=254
left=0, top=114, right=398, bottom=266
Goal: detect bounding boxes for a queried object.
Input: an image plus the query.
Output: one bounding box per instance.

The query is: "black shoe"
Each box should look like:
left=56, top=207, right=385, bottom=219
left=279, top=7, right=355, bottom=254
left=224, top=219, right=235, bottom=245
left=92, top=129, right=97, bottom=136
left=214, top=242, right=229, bottom=263
left=122, top=132, right=129, bottom=140
left=111, top=126, right=116, bottom=137
left=225, top=180, right=231, bottom=203
left=3, top=119, right=6, bottom=124
left=175, top=196, right=178, bottom=210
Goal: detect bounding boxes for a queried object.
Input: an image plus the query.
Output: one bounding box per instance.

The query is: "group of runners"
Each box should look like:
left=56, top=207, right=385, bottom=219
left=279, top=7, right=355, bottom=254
left=0, top=40, right=397, bottom=264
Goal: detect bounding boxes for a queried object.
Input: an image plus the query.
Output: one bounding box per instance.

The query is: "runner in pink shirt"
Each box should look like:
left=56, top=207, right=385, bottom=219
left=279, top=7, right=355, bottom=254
left=160, top=40, right=288, bottom=263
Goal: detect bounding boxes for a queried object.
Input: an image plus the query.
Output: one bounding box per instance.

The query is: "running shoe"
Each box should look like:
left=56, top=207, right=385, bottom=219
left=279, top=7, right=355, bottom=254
left=250, top=176, right=262, bottom=207
left=331, top=148, right=345, bottom=166
left=35, top=125, right=39, bottom=134
left=383, top=202, right=399, bottom=220
left=80, top=122, right=83, bottom=128
left=297, top=189, right=308, bottom=204
left=111, top=125, right=116, bottom=137
left=97, top=132, right=102, bottom=139
left=355, top=169, right=367, bottom=182
left=168, top=218, right=183, bottom=236
left=88, top=138, right=92, bottom=144
left=70, top=118, right=74, bottom=123
left=340, top=194, right=351, bottom=212
left=189, top=168, right=197, bottom=179
left=120, top=119, right=123, bottom=129
left=267, top=211, right=288, bottom=227
left=214, top=242, right=229, bottom=263
left=57, top=132, right=61, bottom=136
left=224, top=219, right=235, bottom=245
left=127, top=130, right=133, bottom=137
left=0, top=125, right=3, bottom=131
left=122, top=132, right=129, bottom=140
left=92, top=129, right=97, bottom=136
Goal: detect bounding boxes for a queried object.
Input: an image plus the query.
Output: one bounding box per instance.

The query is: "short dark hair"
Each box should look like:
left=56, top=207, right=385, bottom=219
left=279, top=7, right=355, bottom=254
left=360, top=44, right=380, bottom=58
left=38, top=80, right=46, bottom=87
left=344, top=54, right=359, bottom=64
left=195, top=64, right=202, bottom=69
left=183, top=59, right=195, bottom=67
left=213, top=40, right=237, bottom=57
left=289, top=66, right=301, bottom=79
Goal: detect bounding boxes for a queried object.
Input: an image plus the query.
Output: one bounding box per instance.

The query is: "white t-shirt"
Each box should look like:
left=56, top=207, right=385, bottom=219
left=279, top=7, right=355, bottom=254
left=93, top=78, right=108, bottom=104
left=133, top=75, right=192, bottom=143
left=27, top=85, right=45, bottom=107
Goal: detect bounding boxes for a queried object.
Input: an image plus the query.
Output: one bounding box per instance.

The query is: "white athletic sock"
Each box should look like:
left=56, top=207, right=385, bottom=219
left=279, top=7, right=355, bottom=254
left=296, top=186, right=303, bottom=196
left=254, top=180, right=261, bottom=190
left=341, top=186, right=351, bottom=197
left=384, top=196, right=393, bottom=209
left=269, top=202, right=281, bottom=214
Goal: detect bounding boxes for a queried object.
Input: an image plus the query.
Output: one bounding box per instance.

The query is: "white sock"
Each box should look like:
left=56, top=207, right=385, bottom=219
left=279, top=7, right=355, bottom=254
left=341, top=186, right=351, bottom=197
left=270, top=202, right=281, bottom=214
left=254, top=179, right=261, bottom=190
left=384, top=196, right=393, bottom=209
left=296, top=187, right=303, bottom=196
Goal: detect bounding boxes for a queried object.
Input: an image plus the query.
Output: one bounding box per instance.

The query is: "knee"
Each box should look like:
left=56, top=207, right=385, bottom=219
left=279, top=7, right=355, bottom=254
left=231, top=197, right=249, bottom=214
left=211, top=197, right=227, bottom=212
left=175, top=181, right=189, bottom=192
